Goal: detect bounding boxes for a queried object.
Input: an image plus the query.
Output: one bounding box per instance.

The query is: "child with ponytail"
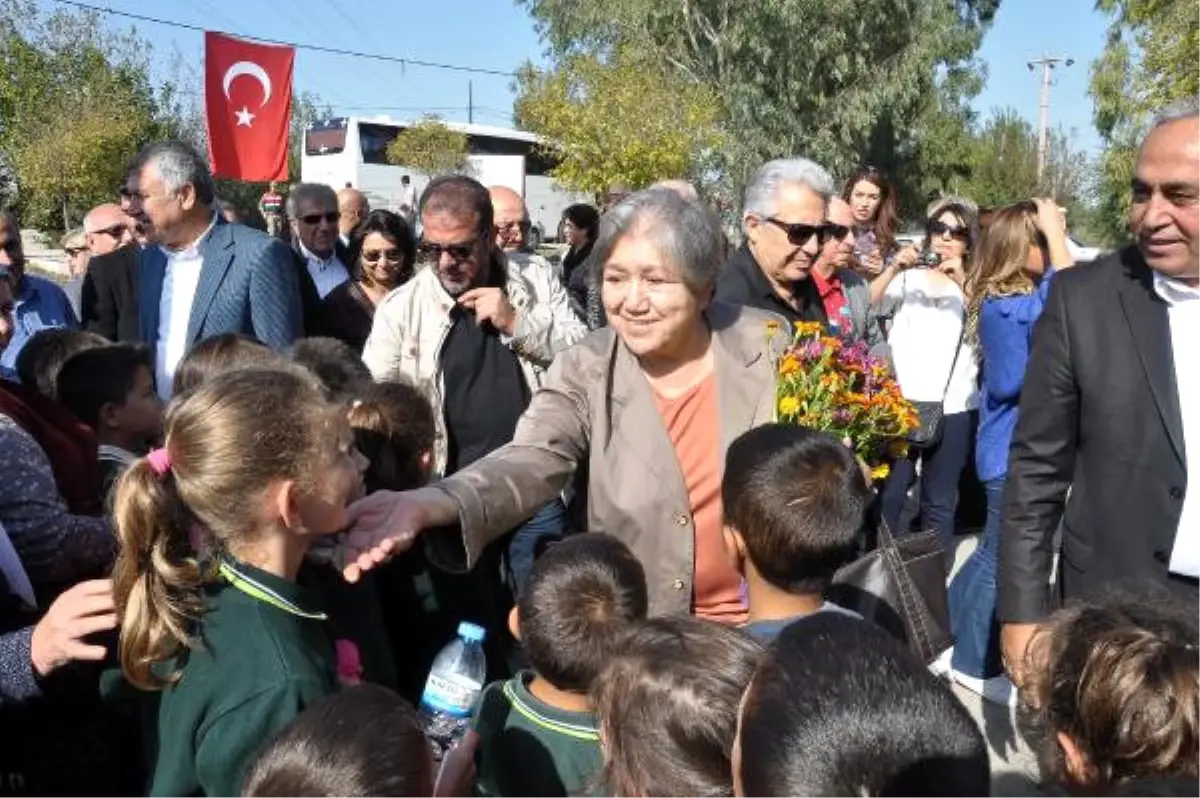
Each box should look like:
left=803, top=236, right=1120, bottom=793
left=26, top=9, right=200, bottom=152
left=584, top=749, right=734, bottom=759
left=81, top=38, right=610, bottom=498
left=110, top=365, right=367, bottom=796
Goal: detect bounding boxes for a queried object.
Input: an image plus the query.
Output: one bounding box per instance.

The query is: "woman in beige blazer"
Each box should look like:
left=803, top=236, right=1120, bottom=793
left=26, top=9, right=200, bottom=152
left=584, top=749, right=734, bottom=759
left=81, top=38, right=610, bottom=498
left=344, top=188, right=793, bottom=619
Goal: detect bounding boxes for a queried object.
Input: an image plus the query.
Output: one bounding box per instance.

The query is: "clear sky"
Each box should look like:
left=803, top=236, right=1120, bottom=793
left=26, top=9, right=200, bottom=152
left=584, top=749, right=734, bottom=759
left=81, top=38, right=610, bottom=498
left=40, top=0, right=1109, bottom=153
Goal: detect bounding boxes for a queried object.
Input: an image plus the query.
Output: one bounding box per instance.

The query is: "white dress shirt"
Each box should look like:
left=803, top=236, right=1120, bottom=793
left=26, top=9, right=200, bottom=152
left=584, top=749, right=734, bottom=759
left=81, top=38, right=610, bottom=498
left=299, top=241, right=350, bottom=299
left=156, top=215, right=218, bottom=400
left=1155, top=271, right=1200, bottom=578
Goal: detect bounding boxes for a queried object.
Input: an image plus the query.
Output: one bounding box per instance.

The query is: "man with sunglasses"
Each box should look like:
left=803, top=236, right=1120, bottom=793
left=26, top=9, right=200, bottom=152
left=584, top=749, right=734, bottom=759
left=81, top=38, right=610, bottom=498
left=812, top=197, right=886, bottom=349
left=364, top=175, right=585, bottom=609
left=81, top=192, right=145, bottom=342
left=716, top=158, right=835, bottom=328
left=287, top=183, right=351, bottom=299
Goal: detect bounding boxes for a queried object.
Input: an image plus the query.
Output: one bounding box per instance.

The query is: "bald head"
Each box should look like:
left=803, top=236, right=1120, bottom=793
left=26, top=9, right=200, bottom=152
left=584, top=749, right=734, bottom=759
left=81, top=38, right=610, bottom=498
left=83, top=203, right=133, bottom=256
left=651, top=179, right=699, bottom=201
left=489, top=185, right=529, bottom=252
left=816, top=196, right=857, bottom=277
left=337, top=188, right=369, bottom=238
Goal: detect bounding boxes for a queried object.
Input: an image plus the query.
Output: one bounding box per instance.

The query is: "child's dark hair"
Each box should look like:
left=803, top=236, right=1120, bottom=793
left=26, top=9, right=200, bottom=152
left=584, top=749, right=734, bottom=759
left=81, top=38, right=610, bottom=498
left=15, top=328, right=108, bottom=399
left=287, top=337, right=374, bottom=404
left=1023, top=593, right=1198, bottom=789
left=243, top=684, right=433, bottom=797
left=56, top=343, right=153, bottom=428
left=346, top=381, right=435, bottom=492
left=591, top=616, right=762, bottom=797
left=722, top=424, right=868, bottom=593
left=171, top=333, right=280, bottom=397
left=738, top=615, right=989, bottom=796
left=111, top=365, right=343, bottom=690
left=519, top=534, right=648, bottom=693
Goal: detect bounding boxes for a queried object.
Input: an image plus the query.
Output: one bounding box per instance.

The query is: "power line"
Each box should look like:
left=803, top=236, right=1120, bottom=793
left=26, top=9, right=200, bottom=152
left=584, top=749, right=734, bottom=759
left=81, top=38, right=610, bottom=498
left=47, top=0, right=518, bottom=77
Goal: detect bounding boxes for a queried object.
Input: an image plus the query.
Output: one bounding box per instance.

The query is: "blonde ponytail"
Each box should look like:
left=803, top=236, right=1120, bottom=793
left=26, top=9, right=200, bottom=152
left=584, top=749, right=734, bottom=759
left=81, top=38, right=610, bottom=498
left=111, top=456, right=211, bottom=690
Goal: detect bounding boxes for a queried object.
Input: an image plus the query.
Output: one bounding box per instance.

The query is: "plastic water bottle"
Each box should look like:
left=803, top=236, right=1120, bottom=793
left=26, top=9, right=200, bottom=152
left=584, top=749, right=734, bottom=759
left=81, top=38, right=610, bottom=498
left=418, top=621, right=487, bottom=758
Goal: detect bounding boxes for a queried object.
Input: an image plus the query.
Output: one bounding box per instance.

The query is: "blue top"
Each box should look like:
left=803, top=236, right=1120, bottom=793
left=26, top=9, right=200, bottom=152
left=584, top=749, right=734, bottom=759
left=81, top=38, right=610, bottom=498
left=0, top=274, right=79, bottom=375
left=975, top=267, right=1057, bottom=482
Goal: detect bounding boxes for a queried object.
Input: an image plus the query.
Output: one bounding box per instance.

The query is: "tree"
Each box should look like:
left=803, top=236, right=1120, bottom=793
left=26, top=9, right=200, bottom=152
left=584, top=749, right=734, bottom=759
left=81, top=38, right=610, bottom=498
left=517, top=0, right=1001, bottom=212
left=1089, top=0, right=1199, bottom=242
left=514, top=46, right=723, bottom=196
left=385, top=115, right=472, bottom=177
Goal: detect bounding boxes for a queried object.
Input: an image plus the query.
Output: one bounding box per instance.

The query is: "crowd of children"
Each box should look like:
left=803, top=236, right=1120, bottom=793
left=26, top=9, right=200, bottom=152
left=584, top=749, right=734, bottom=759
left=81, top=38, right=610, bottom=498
left=0, top=325, right=1196, bottom=796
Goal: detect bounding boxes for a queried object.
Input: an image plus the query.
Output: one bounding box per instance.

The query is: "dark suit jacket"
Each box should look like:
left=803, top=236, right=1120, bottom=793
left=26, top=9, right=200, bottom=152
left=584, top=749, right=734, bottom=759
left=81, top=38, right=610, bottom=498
left=81, top=244, right=140, bottom=342
left=715, top=244, right=828, bottom=328
left=138, top=221, right=304, bottom=353
left=999, top=246, right=1190, bottom=623
left=289, top=248, right=327, bottom=337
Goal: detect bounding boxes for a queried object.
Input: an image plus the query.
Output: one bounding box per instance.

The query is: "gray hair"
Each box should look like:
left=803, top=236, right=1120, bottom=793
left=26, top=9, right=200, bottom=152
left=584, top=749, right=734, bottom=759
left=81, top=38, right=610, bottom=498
left=591, top=188, right=725, bottom=294
left=130, top=140, right=215, bottom=205
left=286, top=183, right=338, bottom=219
left=1152, top=96, right=1199, bottom=128
left=742, top=158, right=835, bottom=220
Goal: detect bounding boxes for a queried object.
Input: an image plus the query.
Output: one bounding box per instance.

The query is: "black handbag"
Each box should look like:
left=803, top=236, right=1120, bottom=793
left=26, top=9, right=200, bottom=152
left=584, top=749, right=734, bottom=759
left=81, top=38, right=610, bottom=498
left=828, top=519, right=952, bottom=664
left=905, top=284, right=966, bottom=450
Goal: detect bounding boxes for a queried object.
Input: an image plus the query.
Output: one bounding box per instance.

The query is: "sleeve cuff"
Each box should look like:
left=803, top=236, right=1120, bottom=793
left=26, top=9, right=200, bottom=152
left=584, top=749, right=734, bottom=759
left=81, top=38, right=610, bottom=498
left=0, top=626, right=41, bottom=704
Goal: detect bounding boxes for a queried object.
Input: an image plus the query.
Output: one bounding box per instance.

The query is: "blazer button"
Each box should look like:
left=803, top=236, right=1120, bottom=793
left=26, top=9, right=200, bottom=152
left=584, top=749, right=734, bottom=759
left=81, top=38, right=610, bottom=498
left=675, top=513, right=689, bottom=526
left=672, top=578, right=685, bottom=591
left=1169, top=486, right=1184, bottom=500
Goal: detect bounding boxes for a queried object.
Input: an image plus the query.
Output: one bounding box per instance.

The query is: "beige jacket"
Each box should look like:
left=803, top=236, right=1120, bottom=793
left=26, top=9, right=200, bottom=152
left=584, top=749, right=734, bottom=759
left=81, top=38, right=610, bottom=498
left=362, top=252, right=587, bottom=474
left=426, top=301, right=787, bottom=617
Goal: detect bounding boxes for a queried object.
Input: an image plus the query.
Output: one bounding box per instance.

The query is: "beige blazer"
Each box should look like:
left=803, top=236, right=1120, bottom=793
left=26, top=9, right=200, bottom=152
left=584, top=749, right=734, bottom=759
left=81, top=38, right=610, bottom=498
left=429, top=301, right=787, bottom=617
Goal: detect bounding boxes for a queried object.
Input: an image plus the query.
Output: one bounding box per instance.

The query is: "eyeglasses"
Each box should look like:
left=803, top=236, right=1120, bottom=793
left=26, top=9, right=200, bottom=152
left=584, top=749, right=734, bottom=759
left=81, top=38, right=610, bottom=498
left=823, top=223, right=851, bottom=242
left=300, top=212, right=339, bottom=226
left=927, top=220, right=969, bottom=240
left=90, top=224, right=127, bottom=239
left=496, top=220, right=530, bottom=233
left=361, top=248, right=405, bottom=264
left=765, top=218, right=829, bottom=247
left=417, top=239, right=477, bottom=263
left=65, top=247, right=88, bottom=257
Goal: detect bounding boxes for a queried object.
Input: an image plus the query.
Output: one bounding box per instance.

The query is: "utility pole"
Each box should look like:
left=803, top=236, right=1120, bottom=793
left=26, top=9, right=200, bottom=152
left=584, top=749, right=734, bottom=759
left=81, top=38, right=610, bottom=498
left=468, top=80, right=474, bottom=124
left=1027, top=55, right=1073, bottom=184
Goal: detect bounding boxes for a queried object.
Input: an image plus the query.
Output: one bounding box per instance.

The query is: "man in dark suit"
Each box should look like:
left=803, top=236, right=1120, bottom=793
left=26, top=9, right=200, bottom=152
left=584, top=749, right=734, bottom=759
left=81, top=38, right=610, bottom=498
left=1000, top=98, right=1199, bottom=679
left=125, top=140, right=303, bottom=399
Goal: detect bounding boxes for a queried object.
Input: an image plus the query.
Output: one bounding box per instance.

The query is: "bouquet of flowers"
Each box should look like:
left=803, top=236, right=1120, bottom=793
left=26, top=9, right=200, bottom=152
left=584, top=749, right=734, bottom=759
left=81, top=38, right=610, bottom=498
left=769, top=321, right=918, bottom=480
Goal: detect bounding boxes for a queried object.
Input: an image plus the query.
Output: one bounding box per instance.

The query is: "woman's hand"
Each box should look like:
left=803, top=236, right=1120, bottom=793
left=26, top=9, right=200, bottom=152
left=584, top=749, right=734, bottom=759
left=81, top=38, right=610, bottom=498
left=862, top=248, right=885, bottom=275
left=892, top=245, right=920, bottom=271
left=937, top=256, right=967, bottom=287
left=339, top=487, right=459, bottom=582
left=1031, top=198, right=1065, bottom=235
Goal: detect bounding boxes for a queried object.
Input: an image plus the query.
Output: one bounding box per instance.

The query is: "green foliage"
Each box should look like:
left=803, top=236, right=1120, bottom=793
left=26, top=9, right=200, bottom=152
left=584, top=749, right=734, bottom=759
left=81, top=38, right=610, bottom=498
left=385, top=115, right=472, bottom=177
left=517, top=0, right=1001, bottom=212
left=514, top=46, right=723, bottom=196
left=1088, top=0, right=1199, bottom=242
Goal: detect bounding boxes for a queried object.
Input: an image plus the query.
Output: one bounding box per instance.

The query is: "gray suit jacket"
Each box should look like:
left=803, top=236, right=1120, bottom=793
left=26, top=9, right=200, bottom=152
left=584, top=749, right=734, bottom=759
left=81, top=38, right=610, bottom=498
left=838, top=268, right=887, bottom=350
left=427, top=301, right=787, bottom=617
left=139, top=220, right=304, bottom=352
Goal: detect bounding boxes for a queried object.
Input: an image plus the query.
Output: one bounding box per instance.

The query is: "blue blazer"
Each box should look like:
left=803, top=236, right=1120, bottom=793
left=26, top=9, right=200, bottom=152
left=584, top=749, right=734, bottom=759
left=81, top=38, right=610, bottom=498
left=139, top=221, right=304, bottom=352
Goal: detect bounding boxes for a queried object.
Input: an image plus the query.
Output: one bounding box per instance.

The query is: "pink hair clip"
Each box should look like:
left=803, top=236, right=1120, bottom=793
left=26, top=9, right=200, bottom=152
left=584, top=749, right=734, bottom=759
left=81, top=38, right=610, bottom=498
left=146, top=447, right=172, bottom=478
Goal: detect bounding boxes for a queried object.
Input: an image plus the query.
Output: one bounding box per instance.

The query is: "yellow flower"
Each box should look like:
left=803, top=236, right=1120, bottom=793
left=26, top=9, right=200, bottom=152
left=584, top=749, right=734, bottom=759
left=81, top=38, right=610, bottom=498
left=870, top=464, right=891, bottom=480
left=779, top=396, right=801, bottom=416
left=793, top=321, right=823, bottom=337
left=779, top=355, right=801, bottom=376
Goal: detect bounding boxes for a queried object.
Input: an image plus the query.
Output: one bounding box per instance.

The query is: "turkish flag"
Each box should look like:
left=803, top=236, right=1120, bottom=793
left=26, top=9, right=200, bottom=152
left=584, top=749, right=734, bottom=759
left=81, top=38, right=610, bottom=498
left=204, top=32, right=294, bottom=182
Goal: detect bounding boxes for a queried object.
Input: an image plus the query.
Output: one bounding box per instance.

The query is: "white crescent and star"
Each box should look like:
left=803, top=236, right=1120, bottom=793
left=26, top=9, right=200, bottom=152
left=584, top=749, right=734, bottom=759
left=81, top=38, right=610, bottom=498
left=222, top=61, right=273, bottom=128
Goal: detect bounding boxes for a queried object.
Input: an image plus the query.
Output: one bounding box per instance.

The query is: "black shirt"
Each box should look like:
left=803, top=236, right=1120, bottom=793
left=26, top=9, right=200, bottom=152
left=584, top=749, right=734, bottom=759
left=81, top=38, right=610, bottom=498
left=715, top=244, right=828, bottom=327
left=440, top=303, right=531, bottom=474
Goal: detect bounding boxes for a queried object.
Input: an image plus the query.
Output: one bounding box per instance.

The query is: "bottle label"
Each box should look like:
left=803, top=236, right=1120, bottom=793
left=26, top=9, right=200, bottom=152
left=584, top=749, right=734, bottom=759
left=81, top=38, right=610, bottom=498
left=420, top=672, right=482, bottom=718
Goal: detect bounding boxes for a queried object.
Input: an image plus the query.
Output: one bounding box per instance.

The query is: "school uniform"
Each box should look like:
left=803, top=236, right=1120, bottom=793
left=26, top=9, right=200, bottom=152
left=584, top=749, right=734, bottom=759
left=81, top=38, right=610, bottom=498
left=145, top=557, right=338, bottom=797
left=473, top=670, right=604, bottom=797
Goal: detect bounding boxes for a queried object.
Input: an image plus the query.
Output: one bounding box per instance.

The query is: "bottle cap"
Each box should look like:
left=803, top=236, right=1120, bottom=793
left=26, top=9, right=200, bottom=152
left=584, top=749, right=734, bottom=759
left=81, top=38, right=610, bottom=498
left=458, top=621, right=486, bottom=643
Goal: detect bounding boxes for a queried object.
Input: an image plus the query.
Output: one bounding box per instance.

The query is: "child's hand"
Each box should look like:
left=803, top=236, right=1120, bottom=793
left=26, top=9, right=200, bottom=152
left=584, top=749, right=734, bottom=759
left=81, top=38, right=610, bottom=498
left=433, top=729, right=479, bottom=797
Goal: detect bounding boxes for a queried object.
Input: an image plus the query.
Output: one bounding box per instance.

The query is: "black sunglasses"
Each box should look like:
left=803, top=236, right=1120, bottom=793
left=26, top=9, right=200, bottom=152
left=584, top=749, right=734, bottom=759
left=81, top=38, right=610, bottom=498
left=92, top=224, right=127, bottom=239
left=823, top=222, right=851, bottom=241
left=927, top=219, right=969, bottom=240
left=765, top=217, right=829, bottom=246
left=300, top=212, right=339, bottom=225
left=417, top=239, right=476, bottom=263
left=361, top=248, right=405, bottom=264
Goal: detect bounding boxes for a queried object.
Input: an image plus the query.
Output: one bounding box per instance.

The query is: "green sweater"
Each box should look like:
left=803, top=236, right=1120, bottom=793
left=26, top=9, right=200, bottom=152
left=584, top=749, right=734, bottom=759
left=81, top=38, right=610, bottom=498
left=145, top=558, right=339, bottom=797
left=473, top=670, right=604, bottom=797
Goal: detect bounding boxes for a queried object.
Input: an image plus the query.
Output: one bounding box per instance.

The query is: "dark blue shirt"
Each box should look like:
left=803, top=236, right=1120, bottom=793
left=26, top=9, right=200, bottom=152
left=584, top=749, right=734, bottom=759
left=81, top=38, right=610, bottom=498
left=975, top=268, right=1057, bottom=482
left=0, top=275, right=79, bottom=374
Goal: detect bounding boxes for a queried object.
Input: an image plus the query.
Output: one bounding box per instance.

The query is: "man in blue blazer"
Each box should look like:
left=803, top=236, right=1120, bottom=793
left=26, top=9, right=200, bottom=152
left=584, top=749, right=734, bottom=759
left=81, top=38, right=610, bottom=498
left=126, top=141, right=303, bottom=398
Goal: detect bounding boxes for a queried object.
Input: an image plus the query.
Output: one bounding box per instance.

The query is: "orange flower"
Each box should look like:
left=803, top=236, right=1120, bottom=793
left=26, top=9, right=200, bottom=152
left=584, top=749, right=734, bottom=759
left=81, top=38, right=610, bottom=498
left=779, top=355, right=801, bottom=376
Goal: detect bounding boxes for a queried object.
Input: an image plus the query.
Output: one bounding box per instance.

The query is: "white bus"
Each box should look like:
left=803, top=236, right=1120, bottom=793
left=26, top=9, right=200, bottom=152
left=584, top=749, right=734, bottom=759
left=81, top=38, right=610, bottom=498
left=301, top=116, right=588, bottom=245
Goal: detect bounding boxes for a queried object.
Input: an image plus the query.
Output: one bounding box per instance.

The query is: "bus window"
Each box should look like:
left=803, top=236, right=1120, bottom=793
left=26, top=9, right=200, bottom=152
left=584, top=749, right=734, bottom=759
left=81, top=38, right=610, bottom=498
left=360, top=122, right=404, bottom=165
left=305, top=118, right=348, bottom=156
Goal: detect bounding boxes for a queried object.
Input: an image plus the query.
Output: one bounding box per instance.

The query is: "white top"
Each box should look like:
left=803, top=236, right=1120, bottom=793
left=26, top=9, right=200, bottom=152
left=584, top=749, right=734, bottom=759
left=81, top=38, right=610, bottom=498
left=1154, top=272, right=1200, bottom=578
left=398, top=183, right=416, bottom=210
left=880, top=269, right=979, bottom=413
left=156, top=216, right=217, bottom=400
left=299, top=241, right=350, bottom=299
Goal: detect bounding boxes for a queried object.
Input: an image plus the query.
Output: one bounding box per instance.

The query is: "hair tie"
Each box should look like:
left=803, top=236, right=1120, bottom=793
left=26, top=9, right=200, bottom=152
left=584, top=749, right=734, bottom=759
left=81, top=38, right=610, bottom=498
left=147, top=447, right=172, bottom=478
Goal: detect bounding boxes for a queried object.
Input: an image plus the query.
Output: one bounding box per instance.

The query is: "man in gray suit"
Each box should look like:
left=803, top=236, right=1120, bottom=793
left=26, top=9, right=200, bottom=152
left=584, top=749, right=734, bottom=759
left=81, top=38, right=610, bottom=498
left=813, top=197, right=886, bottom=349
left=126, top=140, right=303, bottom=399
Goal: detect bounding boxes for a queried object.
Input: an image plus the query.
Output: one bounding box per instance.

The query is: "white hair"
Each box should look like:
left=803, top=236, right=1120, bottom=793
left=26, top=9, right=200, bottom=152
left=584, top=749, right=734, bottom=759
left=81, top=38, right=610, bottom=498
left=742, top=158, right=835, bottom=220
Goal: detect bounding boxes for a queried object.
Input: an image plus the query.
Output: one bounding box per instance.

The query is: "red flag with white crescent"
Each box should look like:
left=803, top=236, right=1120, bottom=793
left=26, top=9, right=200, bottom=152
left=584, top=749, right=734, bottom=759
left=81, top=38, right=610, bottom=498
left=204, top=31, right=294, bottom=182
